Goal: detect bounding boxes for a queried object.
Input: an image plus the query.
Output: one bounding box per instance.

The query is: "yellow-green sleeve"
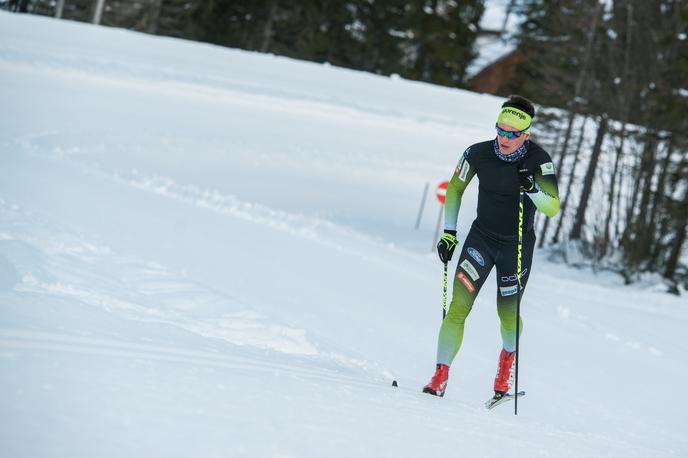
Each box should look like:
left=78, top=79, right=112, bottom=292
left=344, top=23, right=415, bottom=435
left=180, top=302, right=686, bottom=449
left=444, top=153, right=476, bottom=230
left=529, top=161, right=560, bottom=217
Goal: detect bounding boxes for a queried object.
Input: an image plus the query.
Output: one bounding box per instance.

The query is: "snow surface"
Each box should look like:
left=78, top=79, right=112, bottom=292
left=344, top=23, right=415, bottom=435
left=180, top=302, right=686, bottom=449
left=1, top=11, right=686, bottom=458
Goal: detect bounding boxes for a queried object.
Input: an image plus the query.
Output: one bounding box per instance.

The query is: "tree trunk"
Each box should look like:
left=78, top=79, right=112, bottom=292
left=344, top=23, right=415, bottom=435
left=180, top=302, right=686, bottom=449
left=147, top=0, right=164, bottom=34
left=664, top=199, right=687, bottom=281
left=93, top=0, right=106, bottom=25
left=553, top=112, right=577, bottom=172
left=631, top=137, right=659, bottom=256
left=663, top=154, right=688, bottom=280
left=552, top=116, right=588, bottom=244
left=55, top=0, right=65, bottom=18
left=540, top=114, right=581, bottom=247
left=621, top=133, right=659, bottom=270
left=500, top=0, right=515, bottom=37
left=546, top=2, right=601, bottom=238
left=601, top=122, right=626, bottom=256
left=602, top=1, right=635, bottom=256
left=613, top=133, right=629, bottom=248
left=621, top=134, right=654, bottom=243
left=260, top=1, right=279, bottom=53
left=413, top=0, right=439, bottom=81
left=569, top=115, right=607, bottom=241
left=646, top=138, right=673, bottom=269
left=549, top=1, right=601, bottom=174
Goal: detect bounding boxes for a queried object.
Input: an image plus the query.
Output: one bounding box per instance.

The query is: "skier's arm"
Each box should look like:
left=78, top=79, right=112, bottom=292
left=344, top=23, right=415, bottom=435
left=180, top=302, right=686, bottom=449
left=444, top=155, right=476, bottom=230
left=528, top=161, right=560, bottom=217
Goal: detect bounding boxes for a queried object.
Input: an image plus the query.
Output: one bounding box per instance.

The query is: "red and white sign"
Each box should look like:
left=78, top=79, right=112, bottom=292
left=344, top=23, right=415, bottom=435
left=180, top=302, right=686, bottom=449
left=436, top=181, right=449, bottom=204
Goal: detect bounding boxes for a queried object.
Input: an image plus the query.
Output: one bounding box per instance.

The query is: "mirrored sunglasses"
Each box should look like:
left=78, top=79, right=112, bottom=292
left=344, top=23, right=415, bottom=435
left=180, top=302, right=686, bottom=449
left=496, top=123, right=528, bottom=139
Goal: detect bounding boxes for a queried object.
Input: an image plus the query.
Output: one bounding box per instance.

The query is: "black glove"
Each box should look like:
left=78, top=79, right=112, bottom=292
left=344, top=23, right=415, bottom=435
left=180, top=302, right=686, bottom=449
left=517, top=166, right=537, bottom=193
left=437, top=230, right=458, bottom=264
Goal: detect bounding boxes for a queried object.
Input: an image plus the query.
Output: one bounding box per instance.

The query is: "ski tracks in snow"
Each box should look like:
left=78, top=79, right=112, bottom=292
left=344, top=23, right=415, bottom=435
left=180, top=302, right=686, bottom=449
left=0, top=200, right=383, bottom=383
left=0, top=328, right=383, bottom=390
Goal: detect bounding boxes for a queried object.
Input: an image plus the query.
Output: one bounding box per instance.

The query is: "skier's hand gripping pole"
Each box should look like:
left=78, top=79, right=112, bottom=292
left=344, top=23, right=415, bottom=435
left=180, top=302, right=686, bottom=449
left=437, top=230, right=458, bottom=263
left=437, top=231, right=457, bottom=320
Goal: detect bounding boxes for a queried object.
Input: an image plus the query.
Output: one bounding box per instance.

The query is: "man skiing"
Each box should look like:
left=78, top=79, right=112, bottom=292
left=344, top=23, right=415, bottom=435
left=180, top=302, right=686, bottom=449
left=423, top=95, right=560, bottom=400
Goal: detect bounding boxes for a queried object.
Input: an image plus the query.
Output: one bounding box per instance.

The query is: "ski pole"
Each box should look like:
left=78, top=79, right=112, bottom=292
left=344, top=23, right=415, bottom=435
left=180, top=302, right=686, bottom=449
left=515, top=188, right=524, bottom=415
left=442, top=262, right=448, bottom=319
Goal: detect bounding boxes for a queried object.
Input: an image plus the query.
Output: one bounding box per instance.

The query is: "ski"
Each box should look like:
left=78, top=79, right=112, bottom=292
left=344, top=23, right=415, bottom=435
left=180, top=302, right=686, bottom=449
left=485, top=391, right=525, bottom=410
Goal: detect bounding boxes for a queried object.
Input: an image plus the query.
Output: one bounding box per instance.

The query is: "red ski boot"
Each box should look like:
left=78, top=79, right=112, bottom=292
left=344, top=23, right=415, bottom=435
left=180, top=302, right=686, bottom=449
left=423, top=364, right=449, bottom=397
left=493, top=348, right=516, bottom=395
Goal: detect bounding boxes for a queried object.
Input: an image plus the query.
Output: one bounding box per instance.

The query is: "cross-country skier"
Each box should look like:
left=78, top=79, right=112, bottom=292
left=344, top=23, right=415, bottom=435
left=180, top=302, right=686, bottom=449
left=423, top=95, right=560, bottom=400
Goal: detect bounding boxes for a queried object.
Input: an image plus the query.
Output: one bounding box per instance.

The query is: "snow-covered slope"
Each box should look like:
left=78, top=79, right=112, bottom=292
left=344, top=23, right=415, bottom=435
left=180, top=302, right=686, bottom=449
left=1, top=11, right=686, bottom=458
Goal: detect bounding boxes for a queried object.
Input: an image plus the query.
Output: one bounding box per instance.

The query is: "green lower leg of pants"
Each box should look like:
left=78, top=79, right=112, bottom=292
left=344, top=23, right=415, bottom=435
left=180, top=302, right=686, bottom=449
left=497, top=294, right=524, bottom=353
left=436, top=283, right=476, bottom=365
